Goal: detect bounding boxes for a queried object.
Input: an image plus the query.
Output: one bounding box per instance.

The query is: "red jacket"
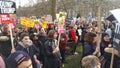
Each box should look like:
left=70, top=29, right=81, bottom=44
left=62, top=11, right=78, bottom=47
left=59, top=35, right=68, bottom=50
left=69, top=29, right=76, bottom=41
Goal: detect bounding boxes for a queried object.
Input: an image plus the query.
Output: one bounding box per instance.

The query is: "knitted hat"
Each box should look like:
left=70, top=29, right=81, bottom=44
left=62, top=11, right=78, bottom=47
left=102, top=33, right=109, bottom=40
left=7, top=51, right=31, bottom=68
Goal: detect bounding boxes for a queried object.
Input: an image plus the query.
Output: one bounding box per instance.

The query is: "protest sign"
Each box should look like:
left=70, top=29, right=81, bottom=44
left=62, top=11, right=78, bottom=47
left=0, top=1, right=16, bottom=14
left=21, top=17, right=35, bottom=27
left=46, top=15, right=53, bottom=23
left=0, top=1, right=16, bottom=50
left=110, top=9, right=120, bottom=23
left=41, top=17, right=48, bottom=29
left=57, top=12, right=67, bottom=33
left=0, top=14, right=12, bottom=24
left=109, top=9, right=120, bottom=57
left=113, top=23, right=120, bottom=57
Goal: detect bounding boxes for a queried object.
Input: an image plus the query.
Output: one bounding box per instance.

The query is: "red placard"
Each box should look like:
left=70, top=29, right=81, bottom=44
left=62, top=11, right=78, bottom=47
left=0, top=14, right=12, bottom=24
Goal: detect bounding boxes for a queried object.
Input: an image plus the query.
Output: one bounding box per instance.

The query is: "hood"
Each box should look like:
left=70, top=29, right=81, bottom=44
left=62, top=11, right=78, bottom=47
left=18, top=41, right=33, bottom=48
left=0, top=36, right=10, bottom=41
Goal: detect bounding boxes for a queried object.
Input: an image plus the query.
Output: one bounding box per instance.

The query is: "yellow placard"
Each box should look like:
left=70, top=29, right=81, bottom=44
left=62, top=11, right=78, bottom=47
left=20, top=17, right=35, bottom=27
left=42, top=21, right=47, bottom=28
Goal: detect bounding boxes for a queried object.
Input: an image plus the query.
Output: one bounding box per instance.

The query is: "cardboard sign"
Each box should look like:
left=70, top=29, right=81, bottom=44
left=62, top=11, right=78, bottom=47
left=113, top=23, right=120, bottom=57
left=0, top=1, right=16, bottom=14
left=21, top=17, right=35, bottom=27
left=34, top=24, right=40, bottom=29
left=58, top=26, right=64, bottom=33
left=46, top=15, right=53, bottom=23
left=110, top=9, right=120, bottom=23
left=0, top=14, right=12, bottom=24
left=57, top=12, right=67, bottom=33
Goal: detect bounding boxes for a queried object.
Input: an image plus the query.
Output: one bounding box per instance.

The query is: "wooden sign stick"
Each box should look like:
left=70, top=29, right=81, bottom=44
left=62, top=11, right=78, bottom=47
left=57, top=33, right=61, bottom=47
left=9, top=24, right=14, bottom=49
left=97, top=6, right=102, bottom=56
left=110, top=48, right=115, bottom=68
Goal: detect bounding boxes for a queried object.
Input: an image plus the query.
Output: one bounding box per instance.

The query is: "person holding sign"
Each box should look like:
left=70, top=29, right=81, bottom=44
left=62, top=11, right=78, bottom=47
left=16, top=32, right=40, bottom=68
left=43, top=30, right=61, bottom=68
left=0, top=25, right=14, bottom=59
left=82, top=32, right=100, bottom=57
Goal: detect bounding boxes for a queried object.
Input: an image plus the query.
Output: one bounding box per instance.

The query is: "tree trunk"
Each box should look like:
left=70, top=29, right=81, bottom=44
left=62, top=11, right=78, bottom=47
left=51, top=0, right=56, bottom=21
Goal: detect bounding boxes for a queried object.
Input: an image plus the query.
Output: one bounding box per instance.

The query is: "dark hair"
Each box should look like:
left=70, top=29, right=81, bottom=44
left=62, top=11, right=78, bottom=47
left=69, top=25, right=74, bottom=29
left=84, top=32, right=97, bottom=44
left=48, top=30, right=56, bottom=39
left=19, top=32, right=29, bottom=41
left=61, top=33, right=66, bottom=38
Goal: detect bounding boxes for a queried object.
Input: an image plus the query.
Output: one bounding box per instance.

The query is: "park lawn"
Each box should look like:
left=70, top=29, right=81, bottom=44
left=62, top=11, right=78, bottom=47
left=64, top=45, right=83, bottom=68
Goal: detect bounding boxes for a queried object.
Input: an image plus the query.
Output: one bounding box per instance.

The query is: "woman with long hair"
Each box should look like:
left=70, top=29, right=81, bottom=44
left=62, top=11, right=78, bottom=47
left=43, top=30, right=61, bottom=68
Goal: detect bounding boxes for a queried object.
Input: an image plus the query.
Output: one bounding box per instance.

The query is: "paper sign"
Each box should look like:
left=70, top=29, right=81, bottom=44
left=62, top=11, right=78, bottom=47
left=34, top=24, right=40, bottom=29
left=46, top=15, right=53, bottom=23
left=0, top=1, right=16, bottom=14
left=58, top=26, right=64, bottom=33
left=113, top=23, right=120, bottom=57
left=110, top=9, right=120, bottom=23
left=21, top=17, right=34, bottom=27
left=0, top=14, right=12, bottom=24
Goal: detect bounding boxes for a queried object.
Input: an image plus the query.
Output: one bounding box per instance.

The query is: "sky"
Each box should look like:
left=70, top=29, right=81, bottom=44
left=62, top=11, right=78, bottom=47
left=15, top=0, right=29, bottom=8
left=10, top=0, right=36, bottom=8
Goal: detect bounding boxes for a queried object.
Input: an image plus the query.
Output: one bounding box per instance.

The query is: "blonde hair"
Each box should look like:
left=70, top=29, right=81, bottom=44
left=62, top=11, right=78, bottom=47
left=82, top=55, right=100, bottom=68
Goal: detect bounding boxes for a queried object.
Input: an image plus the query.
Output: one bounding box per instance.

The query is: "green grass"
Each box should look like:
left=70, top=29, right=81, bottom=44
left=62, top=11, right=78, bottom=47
left=64, top=45, right=83, bottom=68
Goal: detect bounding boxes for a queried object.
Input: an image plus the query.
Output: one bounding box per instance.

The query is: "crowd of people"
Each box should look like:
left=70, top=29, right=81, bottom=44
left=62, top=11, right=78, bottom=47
left=0, top=17, right=120, bottom=68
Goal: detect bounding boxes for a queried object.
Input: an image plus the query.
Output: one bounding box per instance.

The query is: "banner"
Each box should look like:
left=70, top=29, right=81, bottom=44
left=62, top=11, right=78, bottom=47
left=0, top=1, right=16, bottom=14
left=113, top=23, right=120, bottom=57
left=21, top=17, right=35, bottom=27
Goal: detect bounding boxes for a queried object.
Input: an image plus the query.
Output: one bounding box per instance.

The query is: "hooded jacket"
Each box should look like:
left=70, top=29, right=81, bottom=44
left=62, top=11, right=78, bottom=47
left=16, top=41, right=39, bottom=68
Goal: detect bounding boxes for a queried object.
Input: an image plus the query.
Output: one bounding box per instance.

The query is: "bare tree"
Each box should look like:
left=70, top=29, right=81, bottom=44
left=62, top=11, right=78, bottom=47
left=16, top=0, right=120, bottom=18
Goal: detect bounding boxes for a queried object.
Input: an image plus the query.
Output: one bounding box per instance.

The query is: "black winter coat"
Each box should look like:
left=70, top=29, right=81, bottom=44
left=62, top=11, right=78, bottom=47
left=43, top=38, right=61, bottom=68
left=83, top=42, right=96, bottom=57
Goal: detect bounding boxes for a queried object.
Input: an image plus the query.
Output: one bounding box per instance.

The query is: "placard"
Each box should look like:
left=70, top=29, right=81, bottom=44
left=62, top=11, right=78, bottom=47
left=0, top=1, right=16, bottom=14
left=113, top=23, right=120, bottom=57
left=0, top=14, right=12, bottom=24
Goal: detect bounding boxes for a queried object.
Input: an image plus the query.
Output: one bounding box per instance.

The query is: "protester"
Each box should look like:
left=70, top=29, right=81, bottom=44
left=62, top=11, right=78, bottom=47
left=82, top=55, right=100, bottom=68
left=82, top=32, right=100, bottom=57
left=105, top=26, right=112, bottom=39
left=59, top=33, right=68, bottom=67
left=0, top=25, right=12, bottom=59
left=16, top=32, right=40, bottom=68
left=43, top=30, right=61, bottom=68
left=100, top=33, right=111, bottom=56
left=38, top=28, right=47, bottom=65
left=68, top=25, right=77, bottom=54
left=7, top=51, right=33, bottom=68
